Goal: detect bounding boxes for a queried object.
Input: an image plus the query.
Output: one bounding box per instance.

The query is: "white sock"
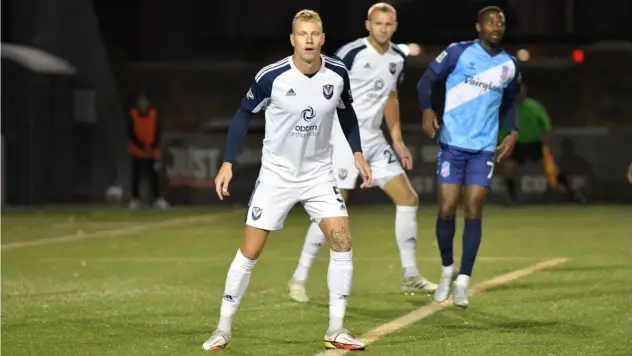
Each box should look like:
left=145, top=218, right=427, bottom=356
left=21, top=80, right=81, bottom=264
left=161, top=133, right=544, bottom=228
left=455, top=274, right=470, bottom=286
left=327, top=250, right=353, bottom=333
left=442, top=265, right=455, bottom=277
left=395, top=205, right=420, bottom=278
left=217, top=249, right=257, bottom=333
left=292, top=222, right=326, bottom=282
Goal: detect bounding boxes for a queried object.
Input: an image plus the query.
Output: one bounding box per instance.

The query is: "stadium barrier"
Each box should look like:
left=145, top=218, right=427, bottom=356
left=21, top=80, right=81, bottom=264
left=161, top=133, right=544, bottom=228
left=159, top=127, right=632, bottom=205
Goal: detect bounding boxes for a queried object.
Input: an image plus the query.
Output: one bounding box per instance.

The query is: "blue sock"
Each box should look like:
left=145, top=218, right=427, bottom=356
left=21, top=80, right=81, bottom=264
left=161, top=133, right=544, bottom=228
left=436, top=217, right=456, bottom=267
left=460, top=219, right=482, bottom=276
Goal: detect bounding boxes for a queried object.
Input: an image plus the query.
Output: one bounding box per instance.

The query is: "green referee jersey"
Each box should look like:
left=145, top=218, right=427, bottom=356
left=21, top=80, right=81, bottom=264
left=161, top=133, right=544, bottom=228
left=499, top=97, right=552, bottom=143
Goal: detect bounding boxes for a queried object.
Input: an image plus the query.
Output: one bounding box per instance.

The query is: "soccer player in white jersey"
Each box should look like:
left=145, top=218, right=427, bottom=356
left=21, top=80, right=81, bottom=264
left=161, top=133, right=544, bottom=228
left=288, top=3, right=437, bottom=303
left=200, top=10, right=371, bottom=352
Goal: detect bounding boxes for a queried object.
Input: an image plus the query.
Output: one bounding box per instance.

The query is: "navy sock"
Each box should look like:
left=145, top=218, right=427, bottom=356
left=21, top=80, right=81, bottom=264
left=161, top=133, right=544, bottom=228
left=436, top=217, right=456, bottom=267
left=460, top=219, right=482, bottom=276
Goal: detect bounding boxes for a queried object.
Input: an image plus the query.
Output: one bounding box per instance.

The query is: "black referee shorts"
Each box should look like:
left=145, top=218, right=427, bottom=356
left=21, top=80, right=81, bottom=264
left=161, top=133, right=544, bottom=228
left=511, top=141, right=543, bottom=165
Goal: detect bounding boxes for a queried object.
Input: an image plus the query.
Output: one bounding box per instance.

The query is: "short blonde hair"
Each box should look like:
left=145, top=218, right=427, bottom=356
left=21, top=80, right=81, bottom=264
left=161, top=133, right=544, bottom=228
left=292, top=9, right=323, bottom=32
left=367, top=3, right=397, bottom=20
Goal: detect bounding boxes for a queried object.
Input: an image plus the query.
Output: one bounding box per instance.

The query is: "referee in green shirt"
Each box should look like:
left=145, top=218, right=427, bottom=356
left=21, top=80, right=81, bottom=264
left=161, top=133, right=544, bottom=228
left=499, top=82, right=586, bottom=204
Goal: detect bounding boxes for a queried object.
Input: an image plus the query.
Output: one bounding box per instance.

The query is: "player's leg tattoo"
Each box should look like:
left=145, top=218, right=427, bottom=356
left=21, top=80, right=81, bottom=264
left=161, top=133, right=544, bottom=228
left=218, top=226, right=270, bottom=334
left=327, top=226, right=352, bottom=252
left=320, top=217, right=353, bottom=333
left=292, top=188, right=349, bottom=283
left=289, top=189, right=351, bottom=303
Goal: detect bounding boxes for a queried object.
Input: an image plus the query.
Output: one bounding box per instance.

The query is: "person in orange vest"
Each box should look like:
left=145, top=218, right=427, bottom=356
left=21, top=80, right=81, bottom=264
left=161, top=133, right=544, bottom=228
left=128, top=92, right=169, bottom=209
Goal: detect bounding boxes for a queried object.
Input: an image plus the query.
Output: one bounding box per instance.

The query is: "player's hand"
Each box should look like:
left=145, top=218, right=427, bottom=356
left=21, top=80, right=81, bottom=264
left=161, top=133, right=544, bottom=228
left=627, top=163, right=632, bottom=184
left=354, top=152, right=372, bottom=189
left=215, top=162, right=233, bottom=200
left=422, top=109, right=440, bottom=139
left=496, top=131, right=518, bottom=162
left=393, top=140, right=413, bottom=170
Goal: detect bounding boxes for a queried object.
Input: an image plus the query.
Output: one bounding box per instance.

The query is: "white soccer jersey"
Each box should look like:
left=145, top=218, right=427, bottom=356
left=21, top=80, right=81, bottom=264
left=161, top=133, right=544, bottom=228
left=333, top=38, right=407, bottom=142
left=241, top=55, right=353, bottom=187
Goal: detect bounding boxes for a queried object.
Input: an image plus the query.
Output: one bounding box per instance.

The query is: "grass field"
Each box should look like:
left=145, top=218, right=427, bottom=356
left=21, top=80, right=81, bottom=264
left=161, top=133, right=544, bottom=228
left=2, top=204, right=632, bottom=355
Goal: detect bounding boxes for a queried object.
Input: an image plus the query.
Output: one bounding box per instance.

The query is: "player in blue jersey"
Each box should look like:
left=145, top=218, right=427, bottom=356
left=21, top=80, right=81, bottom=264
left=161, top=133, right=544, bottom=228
left=417, top=6, right=521, bottom=308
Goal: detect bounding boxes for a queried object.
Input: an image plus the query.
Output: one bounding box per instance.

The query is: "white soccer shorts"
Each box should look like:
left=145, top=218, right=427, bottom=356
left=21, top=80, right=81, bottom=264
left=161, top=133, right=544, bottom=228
left=331, top=133, right=405, bottom=190
left=245, top=178, right=348, bottom=231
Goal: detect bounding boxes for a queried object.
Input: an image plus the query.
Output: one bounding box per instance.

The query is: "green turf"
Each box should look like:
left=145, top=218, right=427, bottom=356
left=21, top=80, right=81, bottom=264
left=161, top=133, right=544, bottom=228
left=2, top=205, right=631, bottom=355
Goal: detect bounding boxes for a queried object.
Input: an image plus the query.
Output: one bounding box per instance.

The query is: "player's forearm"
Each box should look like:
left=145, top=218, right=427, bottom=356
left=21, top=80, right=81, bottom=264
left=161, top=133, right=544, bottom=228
left=384, top=93, right=403, bottom=143
left=417, top=70, right=439, bottom=110
left=223, top=107, right=254, bottom=163
left=336, top=107, right=362, bottom=153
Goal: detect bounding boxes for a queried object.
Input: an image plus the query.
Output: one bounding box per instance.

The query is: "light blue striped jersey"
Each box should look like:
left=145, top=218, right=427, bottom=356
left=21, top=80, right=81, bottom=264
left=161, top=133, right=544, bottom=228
left=428, top=40, right=521, bottom=152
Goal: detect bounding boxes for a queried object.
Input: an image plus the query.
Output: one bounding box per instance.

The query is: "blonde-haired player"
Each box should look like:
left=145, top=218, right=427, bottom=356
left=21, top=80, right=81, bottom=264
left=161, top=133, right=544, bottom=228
left=288, top=3, right=437, bottom=303
left=200, top=10, right=369, bottom=351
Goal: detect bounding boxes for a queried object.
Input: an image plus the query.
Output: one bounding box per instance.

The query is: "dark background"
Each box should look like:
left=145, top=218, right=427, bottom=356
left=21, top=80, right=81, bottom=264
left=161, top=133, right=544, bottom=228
left=2, top=0, right=631, bottom=205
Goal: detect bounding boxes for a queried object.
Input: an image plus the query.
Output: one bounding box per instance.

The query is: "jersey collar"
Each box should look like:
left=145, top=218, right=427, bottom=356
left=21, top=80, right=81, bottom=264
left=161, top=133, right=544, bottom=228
left=473, top=39, right=505, bottom=57
left=289, top=54, right=326, bottom=77
left=364, top=37, right=391, bottom=56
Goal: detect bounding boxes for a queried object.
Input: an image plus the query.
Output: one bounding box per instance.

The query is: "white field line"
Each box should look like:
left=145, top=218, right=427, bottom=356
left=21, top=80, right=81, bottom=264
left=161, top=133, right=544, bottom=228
left=35, top=256, right=555, bottom=263
left=316, top=257, right=569, bottom=356
left=2, top=214, right=225, bottom=250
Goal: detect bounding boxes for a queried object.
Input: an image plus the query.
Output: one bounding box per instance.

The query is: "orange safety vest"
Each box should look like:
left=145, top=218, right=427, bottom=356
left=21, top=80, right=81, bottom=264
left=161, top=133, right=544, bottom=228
left=128, top=107, right=161, bottom=158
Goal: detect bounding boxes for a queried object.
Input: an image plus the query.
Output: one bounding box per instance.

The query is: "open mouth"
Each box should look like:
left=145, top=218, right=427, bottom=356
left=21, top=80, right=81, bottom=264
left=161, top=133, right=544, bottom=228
left=305, top=47, right=315, bottom=52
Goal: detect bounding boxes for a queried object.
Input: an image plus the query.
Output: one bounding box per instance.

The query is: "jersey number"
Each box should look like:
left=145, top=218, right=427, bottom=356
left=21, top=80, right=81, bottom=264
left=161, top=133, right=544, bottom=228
left=333, top=186, right=344, bottom=203
left=383, top=149, right=397, bottom=164
left=487, top=161, right=495, bottom=179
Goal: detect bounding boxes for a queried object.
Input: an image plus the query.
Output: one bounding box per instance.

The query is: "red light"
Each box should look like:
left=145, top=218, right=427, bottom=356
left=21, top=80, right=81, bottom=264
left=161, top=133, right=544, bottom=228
left=572, top=49, right=584, bottom=63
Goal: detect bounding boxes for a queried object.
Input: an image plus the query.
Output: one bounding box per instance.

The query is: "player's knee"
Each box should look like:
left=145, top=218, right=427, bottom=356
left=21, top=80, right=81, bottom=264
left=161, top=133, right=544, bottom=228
left=386, top=175, right=418, bottom=206
left=327, top=228, right=353, bottom=252
left=397, top=190, right=418, bottom=207
left=463, top=200, right=483, bottom=219
left=240, top=247, right=262, bottom=260
left=438, top=202, right=457, bottom=219
left=240, top=226, right=269, bottom=260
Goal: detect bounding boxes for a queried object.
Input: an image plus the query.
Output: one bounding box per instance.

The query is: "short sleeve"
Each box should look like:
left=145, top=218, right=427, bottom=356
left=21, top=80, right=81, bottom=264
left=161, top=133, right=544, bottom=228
left=428, top=42, right=467, bottom=78
left=240, top=79, right=271, bottom=114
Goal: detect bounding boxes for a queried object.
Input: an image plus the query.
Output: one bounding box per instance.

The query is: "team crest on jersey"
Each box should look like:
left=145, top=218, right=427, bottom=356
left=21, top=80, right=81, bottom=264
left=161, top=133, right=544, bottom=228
left=251, top=207, right=263, bottom=220
left=389, top=62, right=397, bottom=74
left=338, top=168, right=348, bottom=179
left=501, top=65, right=510, bottom=82
left=440, top=161, right=450, bottom=178
left=322, top=84, right=334, bottom=100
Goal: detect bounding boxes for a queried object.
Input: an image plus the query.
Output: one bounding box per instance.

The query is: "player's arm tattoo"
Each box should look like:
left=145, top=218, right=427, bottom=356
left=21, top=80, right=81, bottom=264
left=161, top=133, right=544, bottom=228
left=328, top=227, right=352, bottom=252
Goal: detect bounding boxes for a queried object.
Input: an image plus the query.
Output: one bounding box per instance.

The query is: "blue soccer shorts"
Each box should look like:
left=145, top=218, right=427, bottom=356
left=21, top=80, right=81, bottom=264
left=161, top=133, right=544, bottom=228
left=436, top=145, right=496, bottom=187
